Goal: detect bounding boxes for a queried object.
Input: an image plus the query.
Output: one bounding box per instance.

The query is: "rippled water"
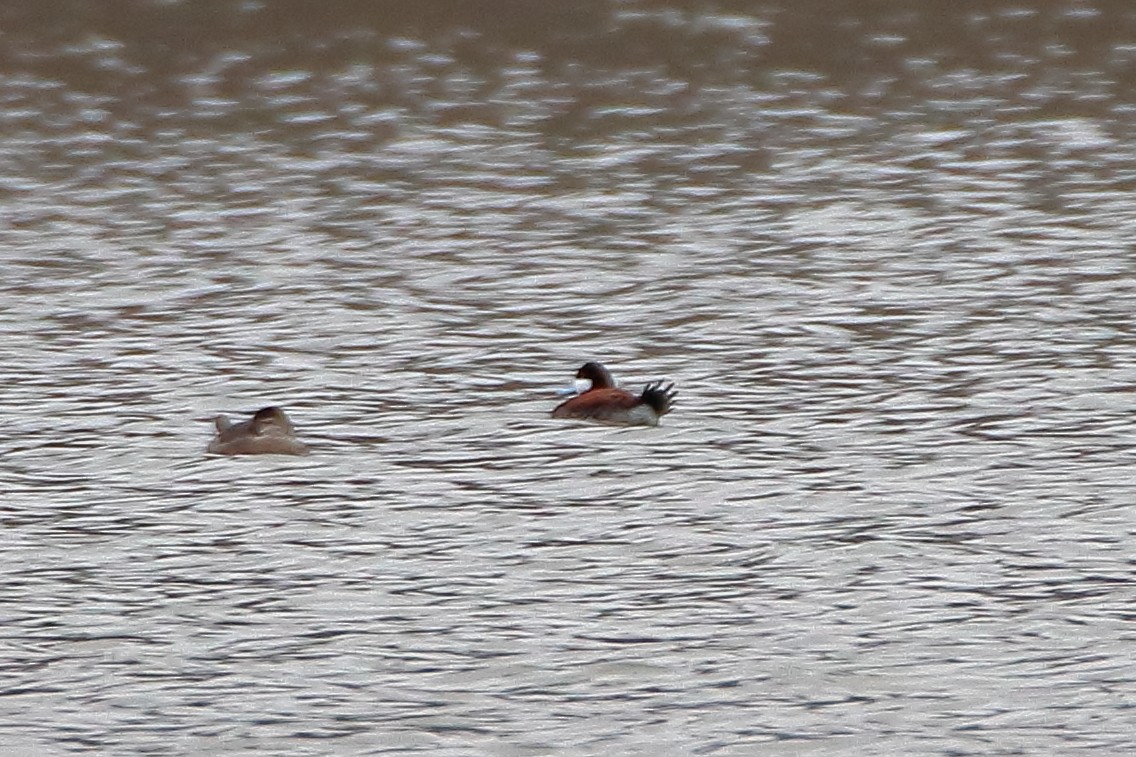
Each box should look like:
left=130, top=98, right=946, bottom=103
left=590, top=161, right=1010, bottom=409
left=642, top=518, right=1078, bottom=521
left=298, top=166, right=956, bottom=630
left=2, top=1, right=1135, bottom=755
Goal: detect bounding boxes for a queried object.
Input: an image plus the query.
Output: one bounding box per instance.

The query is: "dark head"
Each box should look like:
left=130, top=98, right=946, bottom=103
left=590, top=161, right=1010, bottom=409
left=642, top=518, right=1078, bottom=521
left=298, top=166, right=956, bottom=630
left=251, top=406, right=291, bottom=434
left=639, top=381, right=676, bottom=416
left=576, top=362, right=616, bottom=389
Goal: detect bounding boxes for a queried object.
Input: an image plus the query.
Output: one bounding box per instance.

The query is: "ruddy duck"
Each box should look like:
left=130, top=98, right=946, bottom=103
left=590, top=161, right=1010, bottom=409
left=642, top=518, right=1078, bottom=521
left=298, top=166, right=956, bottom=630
left=551, top=362, right=676, bottom=426
left=207, top=406, right=309, bottom=456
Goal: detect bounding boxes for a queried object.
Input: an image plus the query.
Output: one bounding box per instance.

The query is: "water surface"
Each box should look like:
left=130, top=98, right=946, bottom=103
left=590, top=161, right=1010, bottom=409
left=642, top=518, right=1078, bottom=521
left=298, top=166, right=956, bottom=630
left=1, top=1, right=1135, bottom=755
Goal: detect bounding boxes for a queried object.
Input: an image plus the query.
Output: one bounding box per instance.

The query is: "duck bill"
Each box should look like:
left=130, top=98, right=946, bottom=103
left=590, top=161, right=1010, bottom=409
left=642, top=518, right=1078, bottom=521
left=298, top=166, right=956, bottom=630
left=556, top=377, right=593, bottom=396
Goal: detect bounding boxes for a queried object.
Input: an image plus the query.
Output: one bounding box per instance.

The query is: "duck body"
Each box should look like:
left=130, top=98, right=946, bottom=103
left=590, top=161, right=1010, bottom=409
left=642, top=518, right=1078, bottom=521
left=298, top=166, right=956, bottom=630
left=551, top=362, right=676, bottom=427
left=207, top=406, right=309, bottom=456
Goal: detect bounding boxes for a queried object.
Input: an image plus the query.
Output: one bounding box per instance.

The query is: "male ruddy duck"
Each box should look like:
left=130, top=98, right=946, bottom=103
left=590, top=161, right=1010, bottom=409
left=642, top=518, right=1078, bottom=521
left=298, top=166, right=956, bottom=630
left=207, top=406, right=309, bottom=456
left=551, top=362, right=676, bottom=426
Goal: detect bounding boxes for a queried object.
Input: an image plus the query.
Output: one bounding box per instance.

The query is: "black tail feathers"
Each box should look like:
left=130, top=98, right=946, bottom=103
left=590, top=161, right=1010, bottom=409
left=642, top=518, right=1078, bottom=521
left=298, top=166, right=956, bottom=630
left=640, top=381, right=676, bottom=415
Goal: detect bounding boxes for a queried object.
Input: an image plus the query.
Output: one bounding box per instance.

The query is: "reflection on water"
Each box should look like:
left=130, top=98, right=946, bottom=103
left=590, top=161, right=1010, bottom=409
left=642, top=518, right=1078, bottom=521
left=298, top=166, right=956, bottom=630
left=2, top=1, right=1135, bottom=754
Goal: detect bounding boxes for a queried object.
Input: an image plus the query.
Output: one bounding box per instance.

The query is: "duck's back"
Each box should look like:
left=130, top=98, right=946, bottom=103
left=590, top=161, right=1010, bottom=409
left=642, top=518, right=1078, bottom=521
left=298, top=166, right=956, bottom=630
left=207, top=411, right=309, bottom=455
left=551, top=388, right=659, bottom=426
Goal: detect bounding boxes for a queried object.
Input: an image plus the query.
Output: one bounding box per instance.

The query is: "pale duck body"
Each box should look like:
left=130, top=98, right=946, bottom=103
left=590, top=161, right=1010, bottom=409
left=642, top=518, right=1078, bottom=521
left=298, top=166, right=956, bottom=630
left=207, top=406, right=309, bottom=456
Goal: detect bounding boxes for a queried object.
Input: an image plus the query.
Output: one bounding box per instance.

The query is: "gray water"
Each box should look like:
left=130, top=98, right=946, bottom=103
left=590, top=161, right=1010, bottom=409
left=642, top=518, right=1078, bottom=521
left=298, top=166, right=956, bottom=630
left=1, top=1, right=1135, bottom=755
